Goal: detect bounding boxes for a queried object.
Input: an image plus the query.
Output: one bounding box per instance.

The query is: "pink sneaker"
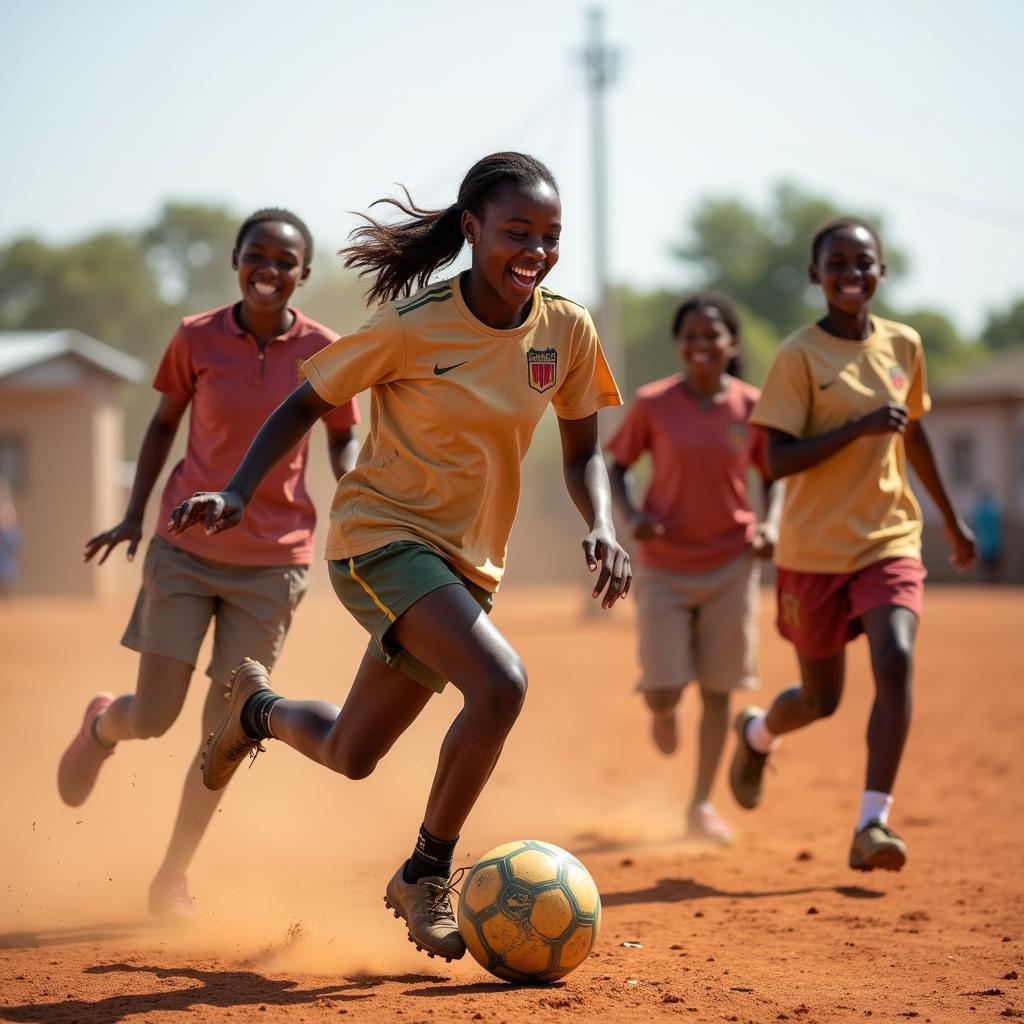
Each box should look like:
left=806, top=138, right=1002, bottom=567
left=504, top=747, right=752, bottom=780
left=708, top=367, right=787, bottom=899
left=149, top=870, right=197, bottom=919
left=57, top=694, right=115, bottom=807
left=687, top=802, right=734, bottom=845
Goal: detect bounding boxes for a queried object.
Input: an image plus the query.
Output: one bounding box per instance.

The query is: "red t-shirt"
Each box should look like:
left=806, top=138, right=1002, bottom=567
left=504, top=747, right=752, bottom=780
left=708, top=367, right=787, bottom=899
left=154, top=304, right=359, bottom=566
left=606, top=374, right=769, bottom=573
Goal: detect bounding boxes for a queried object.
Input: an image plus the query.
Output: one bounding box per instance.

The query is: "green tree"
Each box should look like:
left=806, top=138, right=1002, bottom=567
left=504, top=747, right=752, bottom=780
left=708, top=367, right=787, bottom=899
left=673, top=182, right=908, bottom=338
left=980, top=298, right=1024, bottom=350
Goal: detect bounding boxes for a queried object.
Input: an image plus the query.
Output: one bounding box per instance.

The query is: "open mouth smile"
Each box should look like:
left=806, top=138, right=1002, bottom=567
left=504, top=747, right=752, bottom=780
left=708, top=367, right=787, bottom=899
left=508, top=264, right=541, bottom=292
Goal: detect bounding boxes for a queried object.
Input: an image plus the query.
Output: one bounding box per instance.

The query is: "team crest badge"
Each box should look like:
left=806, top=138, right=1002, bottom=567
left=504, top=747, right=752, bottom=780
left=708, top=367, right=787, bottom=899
left=887, top=364, right=907, bottom=392
left=526, top=347, right=557, bottom=393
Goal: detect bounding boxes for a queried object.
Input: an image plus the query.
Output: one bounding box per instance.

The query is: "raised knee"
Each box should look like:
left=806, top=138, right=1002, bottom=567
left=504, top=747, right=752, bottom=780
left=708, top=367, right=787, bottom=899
left=804, top=688, right=841, bottom=720
left=874, top=639, right=913, bottom=685
left=486, top=658, right=528, bottom=723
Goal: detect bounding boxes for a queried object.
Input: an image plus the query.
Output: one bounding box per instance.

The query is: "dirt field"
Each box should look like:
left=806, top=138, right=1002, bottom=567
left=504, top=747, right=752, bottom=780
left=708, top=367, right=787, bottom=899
left=1, top=584, right=1021, bottom=1023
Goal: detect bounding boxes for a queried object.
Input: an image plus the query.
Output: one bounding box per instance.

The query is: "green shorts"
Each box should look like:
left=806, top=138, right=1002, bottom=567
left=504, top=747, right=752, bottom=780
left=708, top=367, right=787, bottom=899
left=329, top=541, right=494, bottom=693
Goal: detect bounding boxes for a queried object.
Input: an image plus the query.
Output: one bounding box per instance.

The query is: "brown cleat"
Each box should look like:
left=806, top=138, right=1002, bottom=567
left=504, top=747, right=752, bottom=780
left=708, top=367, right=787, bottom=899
left=729, top=705, right=770, bottom=810
left=384, top=863, right=465, bottom=962
left=201, top=658, right=270, bottom=791
left=849, top=820, right=907, bottom=872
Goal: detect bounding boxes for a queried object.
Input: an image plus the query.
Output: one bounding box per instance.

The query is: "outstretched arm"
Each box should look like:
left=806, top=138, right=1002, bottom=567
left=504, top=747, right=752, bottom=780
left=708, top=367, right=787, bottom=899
left=904, top=419, right=976, bottom=572
left=84, top=394, right=188, bottom=564
left=168, top=381, right=335, bottom=536
left=558, top=413, right=631, bottom=609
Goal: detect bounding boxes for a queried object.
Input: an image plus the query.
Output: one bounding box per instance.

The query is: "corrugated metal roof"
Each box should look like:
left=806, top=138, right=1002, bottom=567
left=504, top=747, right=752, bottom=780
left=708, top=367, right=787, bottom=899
left=0, top=330, right=145, bottom=383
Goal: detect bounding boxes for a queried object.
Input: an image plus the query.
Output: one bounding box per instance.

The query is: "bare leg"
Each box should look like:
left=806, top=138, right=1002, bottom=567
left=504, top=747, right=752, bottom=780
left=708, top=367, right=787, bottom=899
left=269, top=584, right=526, bottom=840
left=861, top=606, right=917, bottom=793
left=764, top=651, right=846, bottom=737
left=693, top=689, right=729, bottom=805
left=94, top=652, right=193, bottom=745
left=643, top=688, right=682, bottom=756
left=156, top=677, right=230, bottom=876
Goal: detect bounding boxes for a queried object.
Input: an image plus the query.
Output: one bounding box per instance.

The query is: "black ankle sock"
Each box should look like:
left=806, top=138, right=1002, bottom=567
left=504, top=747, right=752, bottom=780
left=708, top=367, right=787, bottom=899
left=240, top=690, right=281, bottom=740
left=403, top=824, right=458, bottom=883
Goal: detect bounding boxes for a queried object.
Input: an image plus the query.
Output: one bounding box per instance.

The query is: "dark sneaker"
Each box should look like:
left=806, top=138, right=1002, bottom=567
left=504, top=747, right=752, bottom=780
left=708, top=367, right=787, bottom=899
left=729, top=706, right=769, bottom=810
left=651, top=712, right=678, bottom=756
left=384, top=863, right=466, bottom=962
left=201, top=658, right=270, bottom=791
left=149, top=870, right=197, bottom=919
left=849, top=819, right=907, bottom=872
left=687, top=802, right=734, bottom=845
left=58, top=693, right=115, bottom=806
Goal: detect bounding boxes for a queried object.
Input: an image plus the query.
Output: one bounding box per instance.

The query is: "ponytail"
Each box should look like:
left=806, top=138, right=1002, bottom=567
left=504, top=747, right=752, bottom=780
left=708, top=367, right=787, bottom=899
left=341, top=152, right=559, bottom=306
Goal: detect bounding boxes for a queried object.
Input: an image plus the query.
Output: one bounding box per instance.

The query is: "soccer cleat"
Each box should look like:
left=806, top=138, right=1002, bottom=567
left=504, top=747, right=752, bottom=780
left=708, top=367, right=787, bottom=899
left=651, top=711, right=678, bottom=756
left=849, top=819, right=907, bottom=872
left=384, top=863, right=466, bottom=962
left=687, top=802, right=734, bottom=845
left=148, top=870, right=197, bottom=919
left=57, top=693, right=116, bottom=807
left=729, top=705, right=770, bottom=810
left=200, top=658, right=270, bottom=791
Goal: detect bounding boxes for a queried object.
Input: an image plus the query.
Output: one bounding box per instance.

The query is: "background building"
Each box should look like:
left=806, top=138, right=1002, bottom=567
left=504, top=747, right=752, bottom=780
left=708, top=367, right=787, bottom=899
left=0, top=331, right=143, bottom=598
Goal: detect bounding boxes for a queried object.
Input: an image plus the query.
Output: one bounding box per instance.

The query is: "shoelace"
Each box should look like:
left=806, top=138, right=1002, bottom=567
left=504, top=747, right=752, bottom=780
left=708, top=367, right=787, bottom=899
left=421, top=867, right=469, bottom=924
left=222, top=736, right=266, bottom=768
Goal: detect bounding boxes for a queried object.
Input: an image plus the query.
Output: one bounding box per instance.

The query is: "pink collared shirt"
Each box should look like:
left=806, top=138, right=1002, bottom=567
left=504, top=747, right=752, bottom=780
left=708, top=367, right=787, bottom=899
left=154, top=304, right=359, bottom=566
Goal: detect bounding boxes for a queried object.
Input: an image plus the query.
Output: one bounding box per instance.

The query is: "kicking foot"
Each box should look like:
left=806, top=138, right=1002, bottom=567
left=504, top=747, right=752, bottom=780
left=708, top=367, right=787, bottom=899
left=57, top=694, right=115, bottom=806
left=849, top=820, right=907, bottom=872
left=149, top=870, right=197, bottom=919
left=384, top=863, right=466, bottom=962
left=687, top=802, right=734, bottom=845
left=651, top=712, right=678, bottom=756
left=729, top=706, right=769, bottom=810
left=201, top=658, right=270, bottom=791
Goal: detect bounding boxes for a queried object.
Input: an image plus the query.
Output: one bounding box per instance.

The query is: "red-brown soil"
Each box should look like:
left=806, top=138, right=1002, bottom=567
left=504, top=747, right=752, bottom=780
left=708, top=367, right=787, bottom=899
left=1, top=585, right=1022, bottom=1023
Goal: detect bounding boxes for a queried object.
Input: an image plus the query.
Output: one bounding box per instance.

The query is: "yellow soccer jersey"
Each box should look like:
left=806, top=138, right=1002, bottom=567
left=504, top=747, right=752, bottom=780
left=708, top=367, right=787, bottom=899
left=750, top=316, right=930, bottom=574
left=302, top=274, right=622, bottom=590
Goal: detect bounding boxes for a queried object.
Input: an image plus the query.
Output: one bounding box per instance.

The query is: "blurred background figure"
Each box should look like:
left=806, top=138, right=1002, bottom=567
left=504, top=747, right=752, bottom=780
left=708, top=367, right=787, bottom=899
left=0, top=475, right=21, bottom=597
left=971, top=485, right=1004, bottom=583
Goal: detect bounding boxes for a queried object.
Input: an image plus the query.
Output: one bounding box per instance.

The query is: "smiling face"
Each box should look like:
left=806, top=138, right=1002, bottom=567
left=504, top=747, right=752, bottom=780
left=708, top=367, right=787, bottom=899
left=462, top=180, right=561, bottom=320
left=810, top=225, right=885, bottom=316
left=675, top=305, right=738, bottom=380
left=232, top=221, right=309, bottom=315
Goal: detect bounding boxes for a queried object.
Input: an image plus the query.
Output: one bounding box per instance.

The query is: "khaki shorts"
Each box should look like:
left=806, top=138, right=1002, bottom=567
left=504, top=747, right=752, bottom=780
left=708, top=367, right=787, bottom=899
left=122, top=535, right=309, bottom=682
left=634, top=552, right=760, bottom=695
left=328, top=541, right=493, bottom=694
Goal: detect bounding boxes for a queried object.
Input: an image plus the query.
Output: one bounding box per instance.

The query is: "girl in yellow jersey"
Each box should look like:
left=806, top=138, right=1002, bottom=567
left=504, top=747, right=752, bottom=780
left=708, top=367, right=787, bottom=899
left=168, top=152, right=628, bottom=960
left=729, top=218, right=976, bottom=872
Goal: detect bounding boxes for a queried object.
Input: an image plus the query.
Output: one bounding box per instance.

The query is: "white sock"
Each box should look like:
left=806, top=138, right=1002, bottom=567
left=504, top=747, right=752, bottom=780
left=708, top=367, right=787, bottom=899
left=745, top=713, right=779, bottom=754
left=857, top=790, right=893, bottom=831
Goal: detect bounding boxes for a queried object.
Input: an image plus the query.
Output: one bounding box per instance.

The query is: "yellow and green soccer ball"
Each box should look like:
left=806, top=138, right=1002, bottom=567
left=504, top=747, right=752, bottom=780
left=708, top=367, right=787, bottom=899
left=457, top=839, right=601, bottom=983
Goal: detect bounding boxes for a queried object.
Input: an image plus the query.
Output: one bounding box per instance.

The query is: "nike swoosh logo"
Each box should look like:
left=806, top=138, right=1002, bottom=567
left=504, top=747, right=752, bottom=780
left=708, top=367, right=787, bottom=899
left=433, top=361, right=468, bottom=376
left=819, top=379, right=838, bottom=390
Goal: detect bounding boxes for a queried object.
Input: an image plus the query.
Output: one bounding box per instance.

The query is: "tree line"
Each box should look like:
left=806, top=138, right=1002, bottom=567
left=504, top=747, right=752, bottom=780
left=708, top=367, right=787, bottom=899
left=1, top=186, right=1021, bottom=448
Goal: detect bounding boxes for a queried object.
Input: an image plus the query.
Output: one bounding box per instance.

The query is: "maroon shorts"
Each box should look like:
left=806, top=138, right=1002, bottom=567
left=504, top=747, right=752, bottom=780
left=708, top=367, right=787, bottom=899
left=775, top=557, right=926, bottom=660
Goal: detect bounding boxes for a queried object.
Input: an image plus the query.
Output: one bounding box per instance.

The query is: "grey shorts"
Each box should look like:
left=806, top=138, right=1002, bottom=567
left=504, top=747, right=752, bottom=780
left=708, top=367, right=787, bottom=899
left=122, top=535, right=309, bottom=682
left=634, top=551, right=760, bottom=695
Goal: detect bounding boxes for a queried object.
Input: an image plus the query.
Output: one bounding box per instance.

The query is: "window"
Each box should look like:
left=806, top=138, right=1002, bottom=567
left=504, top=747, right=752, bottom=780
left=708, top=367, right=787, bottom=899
left=0, top=435, right=26, bottom=492
left=949, top=435, right=974, bottom=485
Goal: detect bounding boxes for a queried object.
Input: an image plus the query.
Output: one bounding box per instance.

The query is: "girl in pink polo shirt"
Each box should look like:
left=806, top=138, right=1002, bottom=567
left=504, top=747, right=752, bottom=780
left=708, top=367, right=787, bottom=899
left=608, top=293, right=776, bottom=844
left=58, top=208, right=359, bottom=917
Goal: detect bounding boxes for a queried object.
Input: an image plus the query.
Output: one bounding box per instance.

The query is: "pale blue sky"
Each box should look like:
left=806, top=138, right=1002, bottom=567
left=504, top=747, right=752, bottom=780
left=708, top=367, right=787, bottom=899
left=3, top=0, right=1022, bottom=333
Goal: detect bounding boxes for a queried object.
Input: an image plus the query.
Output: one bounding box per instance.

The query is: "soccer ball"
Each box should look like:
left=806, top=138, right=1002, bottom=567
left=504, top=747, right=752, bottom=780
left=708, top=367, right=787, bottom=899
left=457, top=839, right=601, bottom=983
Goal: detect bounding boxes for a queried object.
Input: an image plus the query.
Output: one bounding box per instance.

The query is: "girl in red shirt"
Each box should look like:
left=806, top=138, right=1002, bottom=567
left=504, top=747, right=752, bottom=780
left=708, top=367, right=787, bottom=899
left=608, top=293, right=777, bottom=844
left=58, top=209, right=359, bottom=917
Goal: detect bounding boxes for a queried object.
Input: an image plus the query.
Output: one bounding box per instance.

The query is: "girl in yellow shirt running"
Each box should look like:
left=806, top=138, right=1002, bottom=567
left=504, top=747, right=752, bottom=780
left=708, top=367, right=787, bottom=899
left=731, top=217, right=976, bottom=872
left=168, top=152, right=629, bottom=961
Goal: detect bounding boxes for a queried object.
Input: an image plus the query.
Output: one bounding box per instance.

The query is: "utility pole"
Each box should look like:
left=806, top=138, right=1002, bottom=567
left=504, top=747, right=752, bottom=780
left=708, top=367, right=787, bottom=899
left=581, top=6, right=621, bottom=383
